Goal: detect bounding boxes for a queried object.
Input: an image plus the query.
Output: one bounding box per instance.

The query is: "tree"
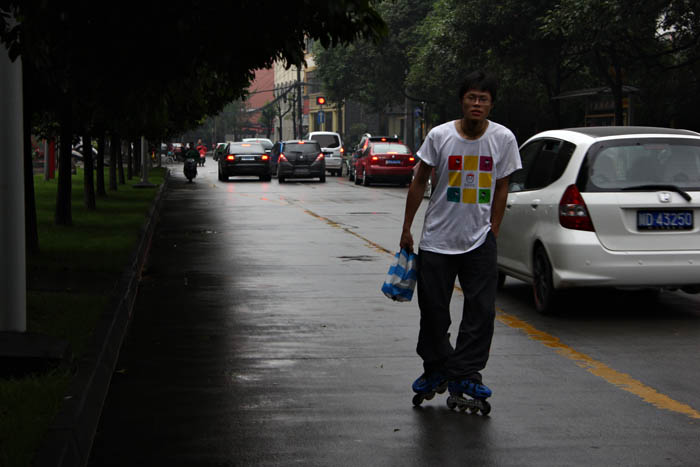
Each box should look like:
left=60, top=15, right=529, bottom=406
left=1, top=0, right=387, bottom=227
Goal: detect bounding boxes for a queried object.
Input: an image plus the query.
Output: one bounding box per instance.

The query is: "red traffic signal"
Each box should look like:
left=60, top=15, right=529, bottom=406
left=316, top=96, right=326, bottom=105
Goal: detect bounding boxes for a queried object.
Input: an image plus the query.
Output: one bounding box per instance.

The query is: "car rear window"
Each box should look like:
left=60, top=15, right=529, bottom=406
left=580, top=138, right=700, bottom=192
left=310, top=134, right=340, bottom=148
left=371, top=143, right=411, bottom=154
left=228, top=143, right=264, bottom=154
left=244, top=139, right=273, bottom=150
left=285, top=142, right=321, bottom=153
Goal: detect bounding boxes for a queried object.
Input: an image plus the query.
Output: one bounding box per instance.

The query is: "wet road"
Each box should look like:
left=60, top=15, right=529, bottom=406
left=89, top=160, right=700, bottom=466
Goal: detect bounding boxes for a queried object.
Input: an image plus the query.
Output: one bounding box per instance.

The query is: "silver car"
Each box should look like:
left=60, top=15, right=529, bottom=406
left=498, top=126, right=700, bottom=313
left=305, top=131, right=344, bottom=176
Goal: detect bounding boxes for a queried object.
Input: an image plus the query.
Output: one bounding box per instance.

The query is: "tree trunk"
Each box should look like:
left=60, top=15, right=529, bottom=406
left=83, top=133, right=96, bottom=209
left=127, top=140, right=133, bottom=179
left=133, top=138, right=141, bottom=174
left=22, top=62, right=39, bottom=254
left=117, top=138, right=125, bottom=184
left=55, top=96, right=73, bottom=226
left=96, top=133, right=107, bottom=197
left=109, top=134, right=118, bottom=191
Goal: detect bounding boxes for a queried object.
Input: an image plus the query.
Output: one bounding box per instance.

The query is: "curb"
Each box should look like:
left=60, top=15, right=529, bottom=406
left=34, top=170, right=170, bottom=467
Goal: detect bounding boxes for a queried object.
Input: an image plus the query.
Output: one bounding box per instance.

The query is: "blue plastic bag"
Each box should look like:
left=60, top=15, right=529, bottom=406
left=381, top=249, right=418, bottom=302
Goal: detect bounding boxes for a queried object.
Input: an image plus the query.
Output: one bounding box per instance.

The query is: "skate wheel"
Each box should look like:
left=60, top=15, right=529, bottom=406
left=468, top=407, right=479, bottom=414
left=480, top=400, right=491, bottom=416
left=425, top=392, right=435, bottom=401
left=412, top=394, right=424, bottom=406
left=446, top=398, right=457, bottom=410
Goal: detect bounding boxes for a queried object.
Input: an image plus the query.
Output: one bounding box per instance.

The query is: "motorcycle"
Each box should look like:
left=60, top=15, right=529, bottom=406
left=184, top=158, right=198, bottom=182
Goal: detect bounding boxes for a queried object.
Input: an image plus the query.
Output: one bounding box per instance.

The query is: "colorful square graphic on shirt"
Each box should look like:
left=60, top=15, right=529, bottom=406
left=479, top=156, right=493, bottom=172
left=463, top=172, right=478, bottom=188
left=448, top=155, right=462, bottom=171
left=478, top=189, right=491, bottom=204
left=462, top=189, right=477, bottom=204
left=447, top=187, right=461, bottom=203
left=448, top=171, right=462, bottom=187
left=479, top=172, right=492, bottom=188
left=464, top=156, right=479, bottom=171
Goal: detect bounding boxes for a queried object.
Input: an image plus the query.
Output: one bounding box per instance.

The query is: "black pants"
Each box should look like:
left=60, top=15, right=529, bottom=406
left=416, top=231, right=498, bottom=382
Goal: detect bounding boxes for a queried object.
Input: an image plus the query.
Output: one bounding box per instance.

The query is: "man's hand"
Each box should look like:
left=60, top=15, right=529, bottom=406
left=400, top=228, right=414, bottom=252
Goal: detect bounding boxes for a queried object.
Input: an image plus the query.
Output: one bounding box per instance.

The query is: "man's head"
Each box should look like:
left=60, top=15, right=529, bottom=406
left=459, top=70, right=497, bottom=123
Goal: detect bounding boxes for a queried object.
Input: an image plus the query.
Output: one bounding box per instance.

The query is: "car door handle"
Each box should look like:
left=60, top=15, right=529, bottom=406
left=530, top=199, right=541, bottom=209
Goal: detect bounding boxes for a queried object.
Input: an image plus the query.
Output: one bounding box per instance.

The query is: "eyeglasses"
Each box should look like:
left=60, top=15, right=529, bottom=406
left=464, top=94, right=491, bottom=104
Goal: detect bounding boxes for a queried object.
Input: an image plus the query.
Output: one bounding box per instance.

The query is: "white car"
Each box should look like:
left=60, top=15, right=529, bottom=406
left=305, top=131, right=344, bottom=176
left=498, top=126, right=700, bottom=313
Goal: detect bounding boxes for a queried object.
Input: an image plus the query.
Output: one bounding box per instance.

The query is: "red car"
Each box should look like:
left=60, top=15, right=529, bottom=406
left=354, top=139, right=416, bottom=186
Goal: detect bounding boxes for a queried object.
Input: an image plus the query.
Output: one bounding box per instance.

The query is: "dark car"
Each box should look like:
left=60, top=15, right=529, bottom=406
left=218, top=141, right=272, bottom=181
left=354, top=138, right=414, bottom=186
left=277, top=140, right=326, bottom=183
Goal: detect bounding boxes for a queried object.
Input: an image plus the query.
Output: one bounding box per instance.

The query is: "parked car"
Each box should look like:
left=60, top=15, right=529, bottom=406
left=218, top=141, right=271, bottom=181
left=305, top=131, right=344, bottom=176
left=497, top=126, right=700, bottom=314
left=213, top=142, right=227, bottom=161
left=277, top=140, right=326, bottom=183
left=354, top=139, right=416, bottom=186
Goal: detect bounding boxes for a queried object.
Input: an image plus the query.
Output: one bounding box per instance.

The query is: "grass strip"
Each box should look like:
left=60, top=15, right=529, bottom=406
left=0, top=167, right=165, bottom=467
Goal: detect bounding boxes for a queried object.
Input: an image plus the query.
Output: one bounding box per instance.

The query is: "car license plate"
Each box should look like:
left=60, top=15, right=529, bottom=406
left=637, top=210, right=693, bottom=230
left=386, top=160, right=401, bottom=165
left=240, top=156, right=255, bottom=161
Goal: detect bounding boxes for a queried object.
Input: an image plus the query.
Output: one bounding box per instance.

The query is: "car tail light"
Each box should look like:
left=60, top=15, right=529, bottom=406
left=227, top=154, right=235, bottom=161
left=261, top=154, right=269, bottom=161
left=279, top=153, right=288, bottom=162
left=371, top=156, right=379, bottom=162
left=316, top=153, right=325, bottom=162
left=340, top=147, right=345, bottom=154
left=409, top=156, right=415, bottom=162
left=559, top=184, right=595, bottom=231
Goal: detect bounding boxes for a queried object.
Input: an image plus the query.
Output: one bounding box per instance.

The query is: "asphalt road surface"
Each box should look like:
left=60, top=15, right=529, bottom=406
left=89, top=159, right=700, bottom=466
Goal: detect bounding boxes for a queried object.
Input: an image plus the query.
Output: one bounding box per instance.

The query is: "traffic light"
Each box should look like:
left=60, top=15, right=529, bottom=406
left=316, top=96, right=326, bottom=105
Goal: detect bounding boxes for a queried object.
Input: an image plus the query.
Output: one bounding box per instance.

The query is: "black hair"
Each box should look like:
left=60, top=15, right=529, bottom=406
left=458, top=70, right=498, bottom=103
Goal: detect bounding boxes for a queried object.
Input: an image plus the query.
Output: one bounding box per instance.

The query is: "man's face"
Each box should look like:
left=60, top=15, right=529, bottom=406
left=461, top=89, right=493, bottom=122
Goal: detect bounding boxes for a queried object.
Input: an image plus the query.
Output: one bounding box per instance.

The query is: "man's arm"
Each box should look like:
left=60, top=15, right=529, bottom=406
left=400, top=162, right=432, bottom=252
left=490, top=176, right=510, bottom=237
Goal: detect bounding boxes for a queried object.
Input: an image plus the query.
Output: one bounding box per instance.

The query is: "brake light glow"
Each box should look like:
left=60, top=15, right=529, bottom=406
left=409, top=156, right=415, bottom=162
left=371, top=156, right=379, bottom=162
left=316, top=153, right=325, bottom=161
left=340, top=147, right=344, bottom=154
left=559, top=184, right=595, bottom=231
left=261, top=154, right=269, bottom=161
left=279, top=153, right=288, bottom=162
left=227, top=154, right=235, bottom=161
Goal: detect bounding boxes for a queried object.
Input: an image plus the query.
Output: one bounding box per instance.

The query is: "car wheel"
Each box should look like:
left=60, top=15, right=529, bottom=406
left=354, top=167, right=361, bottom=185
left=362, top=170, right=370, bottom=187
left=532, top=245, right=558, bottom=314
left=320, top=173, right=326, bottom=183
left=279, top=176, right=285, bottom=183
left=349, top=166, right=355, bottom=181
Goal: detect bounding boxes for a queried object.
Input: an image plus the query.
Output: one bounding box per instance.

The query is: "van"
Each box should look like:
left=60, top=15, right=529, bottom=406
left=304, top=131, right=344, bottom=176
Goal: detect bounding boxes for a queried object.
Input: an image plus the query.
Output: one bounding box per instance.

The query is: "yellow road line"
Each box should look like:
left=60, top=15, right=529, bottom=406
left=303, top=207, right=700, bottom=420
left=496, top=310, right=700, bottom=420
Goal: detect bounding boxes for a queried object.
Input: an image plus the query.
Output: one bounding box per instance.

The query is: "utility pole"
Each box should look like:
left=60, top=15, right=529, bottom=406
left=0, top=42, right=25, bottom=332
left=297, top=66, right=303, bottom=138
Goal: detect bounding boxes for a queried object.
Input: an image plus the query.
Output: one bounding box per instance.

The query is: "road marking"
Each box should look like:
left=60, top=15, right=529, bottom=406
left=299, top=207, right=700, bottom=421
left=496, top=310, right=700, bottom=420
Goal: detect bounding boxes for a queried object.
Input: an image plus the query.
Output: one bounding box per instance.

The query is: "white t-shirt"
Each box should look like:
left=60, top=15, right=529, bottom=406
left=417, top=120, right=522, bottom=254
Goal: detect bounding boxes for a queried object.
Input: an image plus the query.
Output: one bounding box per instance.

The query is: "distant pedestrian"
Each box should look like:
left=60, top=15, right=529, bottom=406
left=401, top=70, right=522, bottom=408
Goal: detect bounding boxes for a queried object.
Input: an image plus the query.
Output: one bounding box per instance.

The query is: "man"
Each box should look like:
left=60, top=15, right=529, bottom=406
left=400, top=70, right=521, bottom=405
